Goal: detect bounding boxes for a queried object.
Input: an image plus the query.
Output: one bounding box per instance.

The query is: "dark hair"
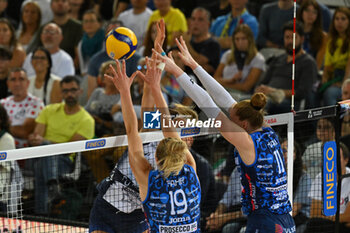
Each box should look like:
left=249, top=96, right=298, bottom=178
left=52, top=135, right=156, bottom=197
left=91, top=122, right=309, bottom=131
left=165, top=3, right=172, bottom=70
left=32, top=46, right=52, bottom=104
left=0, top=45, right=12, bottom=60
left=0, top=18, right=17, bottom=49
left=143, top=21, right=168, bottom=57
left=83, top=9, right=102, bottom=23
left=0, top=105, right=10, bottom=132
left=328, top=7, right=350, bottom=55
left=297, top=0, right=324, bottom=51
left=233, top=93, right=267, bottom=129
left=283, top=20, right=305, bottom=37
left=60, top=75, right=80, bottom=87
left=192, top=7, right=211, bottom=22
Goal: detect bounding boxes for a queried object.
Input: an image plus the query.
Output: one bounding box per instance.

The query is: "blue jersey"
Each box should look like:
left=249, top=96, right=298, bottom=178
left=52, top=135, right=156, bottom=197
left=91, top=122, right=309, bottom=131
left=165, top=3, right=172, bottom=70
left=234, top=127, right=292, bottom=215
left=142, top=164, right=201, bottom=233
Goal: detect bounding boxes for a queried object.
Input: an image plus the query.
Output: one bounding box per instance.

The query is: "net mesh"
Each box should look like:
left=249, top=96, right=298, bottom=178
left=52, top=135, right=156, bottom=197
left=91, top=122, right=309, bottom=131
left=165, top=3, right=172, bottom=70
left=1, top=113, right=294, bottom=233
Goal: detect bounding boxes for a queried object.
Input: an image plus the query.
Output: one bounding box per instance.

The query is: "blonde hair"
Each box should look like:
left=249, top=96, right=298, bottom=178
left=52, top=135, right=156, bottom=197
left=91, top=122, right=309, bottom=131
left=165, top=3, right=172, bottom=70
left=227, top=24, right=258, bottom=65
left=171, top=104, right=198, bottom=121
left=156, top=137, right=188, bottom=178
left=99, top=60, right=118, bottom=77
left=232, top=93, right=267, bottom=129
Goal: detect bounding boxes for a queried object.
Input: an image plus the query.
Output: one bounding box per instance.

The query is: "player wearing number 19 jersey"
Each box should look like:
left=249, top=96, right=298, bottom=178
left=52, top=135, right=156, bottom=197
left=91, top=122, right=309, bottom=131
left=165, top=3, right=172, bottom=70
left=142, top=164, right=201, bottom=233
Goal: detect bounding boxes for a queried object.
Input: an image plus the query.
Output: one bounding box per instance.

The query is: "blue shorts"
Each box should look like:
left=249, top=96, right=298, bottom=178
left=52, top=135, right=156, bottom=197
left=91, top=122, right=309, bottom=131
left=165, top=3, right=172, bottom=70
left=89, top=194, right=149, bottom=233
left=245, top=209, right=295, bottom=233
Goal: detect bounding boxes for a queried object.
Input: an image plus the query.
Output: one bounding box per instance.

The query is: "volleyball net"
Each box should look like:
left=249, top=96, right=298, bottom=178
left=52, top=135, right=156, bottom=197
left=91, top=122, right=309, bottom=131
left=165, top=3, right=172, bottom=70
left=2, top=108, right=346, bottom=233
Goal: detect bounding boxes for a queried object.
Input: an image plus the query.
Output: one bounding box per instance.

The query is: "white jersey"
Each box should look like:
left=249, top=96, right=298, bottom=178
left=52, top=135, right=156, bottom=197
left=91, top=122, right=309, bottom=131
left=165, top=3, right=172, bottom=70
left=0, top=93, right=44, bottom=148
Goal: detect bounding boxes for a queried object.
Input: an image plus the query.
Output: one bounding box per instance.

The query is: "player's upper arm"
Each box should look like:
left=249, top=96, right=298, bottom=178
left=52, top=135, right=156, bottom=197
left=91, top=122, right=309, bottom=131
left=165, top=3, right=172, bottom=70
left=216, top=112, right=255, bottom=165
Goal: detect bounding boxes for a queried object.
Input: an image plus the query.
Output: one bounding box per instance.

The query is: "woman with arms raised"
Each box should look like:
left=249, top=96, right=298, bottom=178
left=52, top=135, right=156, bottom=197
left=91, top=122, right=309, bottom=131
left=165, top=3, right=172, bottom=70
left=105, top=55, right=201, bottom=232
left=153, top=36, right=295, bottom=233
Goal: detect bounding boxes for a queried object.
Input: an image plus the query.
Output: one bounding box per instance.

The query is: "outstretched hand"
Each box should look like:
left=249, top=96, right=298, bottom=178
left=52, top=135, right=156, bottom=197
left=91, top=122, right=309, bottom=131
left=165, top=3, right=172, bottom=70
left=104, top=60, right=137, bottom=93
left=151, top=48, right=184, bottom=78
left=175, top=36, right=199, bottom=70
left=138, top=54, right=162, bottom=91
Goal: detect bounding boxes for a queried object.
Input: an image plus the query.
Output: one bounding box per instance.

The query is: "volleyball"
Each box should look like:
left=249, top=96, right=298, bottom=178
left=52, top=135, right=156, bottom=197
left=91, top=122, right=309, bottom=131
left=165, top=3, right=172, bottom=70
left=105, top=27, right=138, bottom=60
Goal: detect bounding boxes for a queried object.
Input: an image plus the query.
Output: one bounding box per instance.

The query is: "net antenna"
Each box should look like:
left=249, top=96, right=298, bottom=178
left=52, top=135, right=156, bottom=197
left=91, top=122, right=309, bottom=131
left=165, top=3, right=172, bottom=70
left=291, top=0, right=297, bottom=112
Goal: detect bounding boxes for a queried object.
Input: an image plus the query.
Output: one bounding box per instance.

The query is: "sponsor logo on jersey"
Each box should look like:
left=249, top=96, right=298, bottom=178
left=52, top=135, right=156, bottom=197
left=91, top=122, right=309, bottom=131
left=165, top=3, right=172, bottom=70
left=159, top=222, right=197, bottom=233
left=85, top=139, right=106, bottom=149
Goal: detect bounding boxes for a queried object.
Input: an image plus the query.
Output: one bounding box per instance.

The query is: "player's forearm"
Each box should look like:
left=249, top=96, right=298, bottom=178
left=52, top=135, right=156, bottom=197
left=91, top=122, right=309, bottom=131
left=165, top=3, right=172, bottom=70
left=193, top=66, right=236, bottom=111
left=120, top=90, right=138, bottom=135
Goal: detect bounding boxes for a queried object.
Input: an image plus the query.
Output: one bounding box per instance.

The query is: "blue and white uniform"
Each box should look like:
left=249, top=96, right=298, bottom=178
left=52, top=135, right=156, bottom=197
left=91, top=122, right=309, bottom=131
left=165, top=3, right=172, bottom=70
left=89, top=142, right=158, bottom=233
left=142, top=164, right=201, bottom=233
left=234, top=127, right=295, bottom=233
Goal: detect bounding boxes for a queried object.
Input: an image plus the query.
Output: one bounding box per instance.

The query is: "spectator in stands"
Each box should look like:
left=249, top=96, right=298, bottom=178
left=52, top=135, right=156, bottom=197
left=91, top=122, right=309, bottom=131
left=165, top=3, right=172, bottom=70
left=87, top=19, right=141, bottom=99
left=27, top=0, right=83, bottom=60
left=147, top=0, right=187, bottom=46
left=0, top=46, right=12, bottom=99
left=17, top=1, right=42, bottom=53
left=183, top=7, right=221, bottom=75
left=117, top=0, right=153, bottom=52
left=76, top=10, right=104, bottom=75
left=210, top=0, right=258, bottom=51
left=302, top=118, right=335, bottom=179
left=114, top=0, right=155, bottom=18
left=0, top=18, right=26, bottom=68
left=1, top=68, right=44, bottom=148
left=85, top=61, right=120, bottom=138
left=214, top=24, right=265, bottom=100
left=21, top=0, right=53, bottom=26
left=28, top=75, right=94, bottom=215
left=0, top=104, right=23, bottom=213
left=281, top=139, right=311, bottom=233
left=319, top=7, right=350, bottom=106
left=68, top=0, right=95, bottom=21
left=255, top=21, right=318, bottom=114
left=28, top=46, right=62, bottom=104
left=49, top=0, right=82, bottom=59
left=306, top=142, right=350, bottom=233
left=296, top=0, right=332, bottom=32
left=205, top=167, right=244, bottom=233
left=257, top=0, right=296, bottom=49
left=297, top=0, right=327, bottom=70
left=139, top=20, right=168, bottom=57
left=23, top=23, right=75, bottom=78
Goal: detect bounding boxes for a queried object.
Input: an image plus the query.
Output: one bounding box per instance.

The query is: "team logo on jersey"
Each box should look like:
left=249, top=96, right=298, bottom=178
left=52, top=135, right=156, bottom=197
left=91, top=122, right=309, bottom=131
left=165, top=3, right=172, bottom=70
left=143, top=110, right=161, bottom=129
left=0, top=152, right=7, bottom=161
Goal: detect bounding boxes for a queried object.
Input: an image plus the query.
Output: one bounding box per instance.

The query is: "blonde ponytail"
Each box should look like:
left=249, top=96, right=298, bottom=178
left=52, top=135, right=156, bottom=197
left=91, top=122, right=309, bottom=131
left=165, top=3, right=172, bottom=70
left=156, top=137, right=188, bottom=178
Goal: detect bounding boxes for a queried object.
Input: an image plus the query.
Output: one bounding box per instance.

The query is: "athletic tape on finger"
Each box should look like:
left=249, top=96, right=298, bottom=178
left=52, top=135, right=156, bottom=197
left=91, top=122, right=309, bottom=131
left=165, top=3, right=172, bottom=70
left=157, top=62, right=165, bottom=71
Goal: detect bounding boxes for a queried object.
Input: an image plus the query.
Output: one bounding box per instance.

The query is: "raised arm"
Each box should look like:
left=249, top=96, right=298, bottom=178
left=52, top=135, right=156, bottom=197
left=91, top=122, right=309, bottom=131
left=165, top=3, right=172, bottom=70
left=140, top=54, right=197, bottom=170
left=105, top=60, right=151, bottom=199
left=155, top=51, right=256, bottom=165
left=175, top=37, right=236, bottom=111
